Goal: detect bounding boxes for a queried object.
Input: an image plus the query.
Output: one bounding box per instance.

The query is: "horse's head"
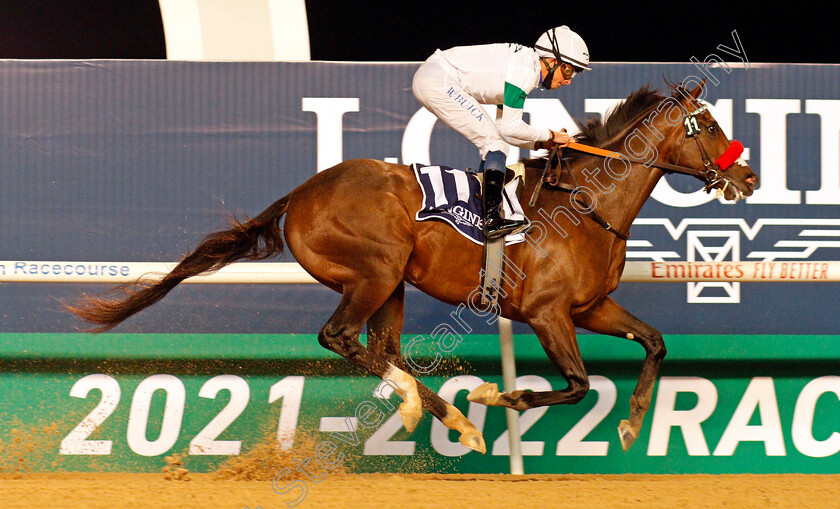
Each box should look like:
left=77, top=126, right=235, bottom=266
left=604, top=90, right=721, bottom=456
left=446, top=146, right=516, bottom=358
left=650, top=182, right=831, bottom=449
left=671, top=83, right=759, bottom=201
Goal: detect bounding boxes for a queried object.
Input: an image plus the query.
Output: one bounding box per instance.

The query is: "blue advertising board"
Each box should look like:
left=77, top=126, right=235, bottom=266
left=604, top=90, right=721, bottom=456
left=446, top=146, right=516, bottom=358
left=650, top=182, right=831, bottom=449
left=1, top=55, right=839, bottom=474
left=1, top=58, right=838, bottom=335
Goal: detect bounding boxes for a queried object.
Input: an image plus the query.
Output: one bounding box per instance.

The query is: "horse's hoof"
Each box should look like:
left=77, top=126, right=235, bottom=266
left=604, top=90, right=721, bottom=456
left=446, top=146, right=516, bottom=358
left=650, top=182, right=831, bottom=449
left=385, top=364, right=423, bottom=433
left=467, top=382, right=501, bottom=406
left=459, top=429, right=487, bottom=454
left=618, top=419, right=637, bottom=451
left=399, top=400, right=422, bottom=433
left=441, top=402, right=483, bottom=453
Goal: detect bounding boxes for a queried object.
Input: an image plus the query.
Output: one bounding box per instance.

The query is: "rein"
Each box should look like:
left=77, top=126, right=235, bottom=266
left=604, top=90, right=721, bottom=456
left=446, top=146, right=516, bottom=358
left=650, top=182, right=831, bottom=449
left=534, top=104, right=745, bottom=241
left=566, top=142, right=708, bottom=179
left=566, top=105, right=744, bottom=190
left=560, top=155, right=631, bottom=240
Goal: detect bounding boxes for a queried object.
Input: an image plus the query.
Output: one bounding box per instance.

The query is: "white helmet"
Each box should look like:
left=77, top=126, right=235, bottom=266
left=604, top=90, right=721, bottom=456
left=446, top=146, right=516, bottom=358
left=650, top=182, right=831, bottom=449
left=535, top=25, right=591, bottom=72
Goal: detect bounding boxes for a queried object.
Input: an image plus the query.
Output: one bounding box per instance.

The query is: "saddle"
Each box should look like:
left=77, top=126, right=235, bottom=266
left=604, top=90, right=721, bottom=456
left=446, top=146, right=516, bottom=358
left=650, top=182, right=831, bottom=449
left=411, top=163, right=527, bottom=246
left=411, top=162, right=528, bottom=308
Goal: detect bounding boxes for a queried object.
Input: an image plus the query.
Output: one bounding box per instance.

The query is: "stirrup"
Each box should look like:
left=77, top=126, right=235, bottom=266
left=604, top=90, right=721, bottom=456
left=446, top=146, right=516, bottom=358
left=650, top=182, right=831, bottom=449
left=508, top=220, right=533, bottom=236
left=485, top=217, right=530, bottom=240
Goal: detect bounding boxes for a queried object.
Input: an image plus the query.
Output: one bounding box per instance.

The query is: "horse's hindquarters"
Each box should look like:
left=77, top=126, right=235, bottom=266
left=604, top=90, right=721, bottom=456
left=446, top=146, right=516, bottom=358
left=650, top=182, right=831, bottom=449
left=283, top=160, right=417, bottom=293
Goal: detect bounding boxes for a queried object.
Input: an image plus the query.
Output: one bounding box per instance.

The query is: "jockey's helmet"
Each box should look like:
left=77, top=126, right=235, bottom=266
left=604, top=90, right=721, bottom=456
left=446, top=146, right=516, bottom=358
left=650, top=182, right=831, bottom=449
left=534, top=26, right=591, bottom=72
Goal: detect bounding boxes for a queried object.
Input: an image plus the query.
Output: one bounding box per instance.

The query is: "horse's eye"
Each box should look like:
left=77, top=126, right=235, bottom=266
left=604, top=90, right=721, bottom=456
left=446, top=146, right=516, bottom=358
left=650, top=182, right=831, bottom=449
left=708, top=124, right=718, bottom=134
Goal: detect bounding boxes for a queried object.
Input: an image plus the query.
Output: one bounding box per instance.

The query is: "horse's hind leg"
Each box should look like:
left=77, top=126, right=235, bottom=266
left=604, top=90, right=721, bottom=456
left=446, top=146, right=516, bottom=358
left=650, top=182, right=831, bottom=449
left=363, top=281, right=486, bottom=453
left=576, top=296, right=666, bottom=451
left=321, top=281, right=486, bottom=453
left=366, top=282, right=405, bottom=368
left=319, top=281, right=420, bottom=423
left=469, top=309, right=591, bottom=409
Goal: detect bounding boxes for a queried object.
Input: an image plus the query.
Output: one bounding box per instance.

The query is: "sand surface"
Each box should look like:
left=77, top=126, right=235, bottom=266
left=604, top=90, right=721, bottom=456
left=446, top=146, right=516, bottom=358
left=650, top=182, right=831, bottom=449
left=2, top=472, right=839, bottom=508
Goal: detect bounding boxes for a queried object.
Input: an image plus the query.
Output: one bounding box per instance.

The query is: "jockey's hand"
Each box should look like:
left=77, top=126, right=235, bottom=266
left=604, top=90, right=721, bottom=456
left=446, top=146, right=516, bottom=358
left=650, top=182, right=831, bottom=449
left=549, top=128, right=570, bottom=147
left=534, top=128, right=570, bottom=151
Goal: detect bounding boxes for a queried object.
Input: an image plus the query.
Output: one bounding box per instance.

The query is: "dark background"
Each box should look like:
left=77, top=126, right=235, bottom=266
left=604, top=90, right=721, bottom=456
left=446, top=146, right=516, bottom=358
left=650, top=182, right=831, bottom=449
left=0, top=0, right=836, bottom=63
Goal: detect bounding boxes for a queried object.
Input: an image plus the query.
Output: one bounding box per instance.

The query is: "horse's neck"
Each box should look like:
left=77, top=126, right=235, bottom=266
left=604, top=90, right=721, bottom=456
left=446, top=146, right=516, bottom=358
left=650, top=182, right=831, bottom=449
left=591, top=160, right=664, bottom=235
left=564, top=117, right=683, bottom=235
left=556, top=153, right=665, bottom=237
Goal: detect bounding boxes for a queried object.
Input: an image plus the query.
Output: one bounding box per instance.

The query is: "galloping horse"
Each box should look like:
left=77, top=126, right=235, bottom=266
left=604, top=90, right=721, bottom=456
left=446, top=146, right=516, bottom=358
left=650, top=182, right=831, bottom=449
left=70, top=82, right=758, bottom=455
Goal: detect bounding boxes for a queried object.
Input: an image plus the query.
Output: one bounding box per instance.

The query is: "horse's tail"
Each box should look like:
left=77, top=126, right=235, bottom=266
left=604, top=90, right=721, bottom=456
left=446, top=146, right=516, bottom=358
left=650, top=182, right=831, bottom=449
left=69, top=195, right=291, bottom=331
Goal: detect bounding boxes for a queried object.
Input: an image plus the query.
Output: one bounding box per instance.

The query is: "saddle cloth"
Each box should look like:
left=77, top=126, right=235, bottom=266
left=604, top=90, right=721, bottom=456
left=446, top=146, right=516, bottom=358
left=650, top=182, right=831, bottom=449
left=412, top=163, right=526, bottom=245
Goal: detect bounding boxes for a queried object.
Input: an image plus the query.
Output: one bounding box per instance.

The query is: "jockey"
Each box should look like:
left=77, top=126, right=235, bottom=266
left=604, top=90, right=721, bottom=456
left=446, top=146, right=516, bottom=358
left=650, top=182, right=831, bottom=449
left=412, top=25, right=591, bottom=239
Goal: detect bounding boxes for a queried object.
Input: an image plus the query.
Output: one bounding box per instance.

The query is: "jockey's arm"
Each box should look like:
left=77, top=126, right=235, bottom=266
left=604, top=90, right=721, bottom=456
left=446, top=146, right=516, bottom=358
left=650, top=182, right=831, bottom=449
left=496, top=83, right=570, bottom=150
left=495, top=105, right=568, bottom=151
left=496, top=82, right=551, bottom=145
left=500, top=130, right=570, bottom=151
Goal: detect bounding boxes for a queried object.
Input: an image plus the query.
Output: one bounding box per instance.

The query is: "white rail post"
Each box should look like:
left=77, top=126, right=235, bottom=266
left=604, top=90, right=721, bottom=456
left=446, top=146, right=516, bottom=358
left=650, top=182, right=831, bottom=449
left=498, top=317, right=524, bottom=474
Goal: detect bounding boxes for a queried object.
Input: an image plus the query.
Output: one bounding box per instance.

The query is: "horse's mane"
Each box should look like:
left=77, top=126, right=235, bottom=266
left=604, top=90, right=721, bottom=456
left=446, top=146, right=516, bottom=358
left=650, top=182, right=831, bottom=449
left=523, top=82, right=686, bottom=170
left=574, top=85, right=664, bottom=148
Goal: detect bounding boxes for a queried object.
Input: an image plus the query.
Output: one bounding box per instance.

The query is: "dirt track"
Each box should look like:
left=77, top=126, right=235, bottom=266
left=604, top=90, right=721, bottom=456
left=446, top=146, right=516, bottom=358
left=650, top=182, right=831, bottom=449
left=2, top=473, right=839, bottom=508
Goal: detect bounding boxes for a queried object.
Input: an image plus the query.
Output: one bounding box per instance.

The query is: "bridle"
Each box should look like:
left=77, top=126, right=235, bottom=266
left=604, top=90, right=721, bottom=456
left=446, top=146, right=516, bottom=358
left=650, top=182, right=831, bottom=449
left=573, top=103, right=745, bottom=192
left=674, top=104, right=745, bottom=195
left=537, top=103, right=746, bottom=240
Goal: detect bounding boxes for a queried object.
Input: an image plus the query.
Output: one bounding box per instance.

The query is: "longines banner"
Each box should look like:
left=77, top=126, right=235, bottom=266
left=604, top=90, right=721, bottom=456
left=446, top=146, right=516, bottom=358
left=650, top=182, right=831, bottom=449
left=0, top=59, right=838, bottom=474
left=0, top=59, right=837, bottom=335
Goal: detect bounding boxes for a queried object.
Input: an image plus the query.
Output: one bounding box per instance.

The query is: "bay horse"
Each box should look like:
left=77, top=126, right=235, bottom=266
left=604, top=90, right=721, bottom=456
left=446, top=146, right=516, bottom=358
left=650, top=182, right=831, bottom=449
left=70, top=82, right=758, bottom=455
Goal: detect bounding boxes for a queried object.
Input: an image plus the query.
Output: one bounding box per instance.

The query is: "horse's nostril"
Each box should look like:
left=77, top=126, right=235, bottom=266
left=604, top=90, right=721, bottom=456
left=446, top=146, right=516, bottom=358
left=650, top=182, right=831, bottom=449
left=746, top=174, right=758, bottom=186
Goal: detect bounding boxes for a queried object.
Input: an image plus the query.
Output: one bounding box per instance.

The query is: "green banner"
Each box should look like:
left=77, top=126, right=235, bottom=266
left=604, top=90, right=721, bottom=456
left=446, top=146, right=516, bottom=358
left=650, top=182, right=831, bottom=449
left=1, top=334, right=839, bottom=474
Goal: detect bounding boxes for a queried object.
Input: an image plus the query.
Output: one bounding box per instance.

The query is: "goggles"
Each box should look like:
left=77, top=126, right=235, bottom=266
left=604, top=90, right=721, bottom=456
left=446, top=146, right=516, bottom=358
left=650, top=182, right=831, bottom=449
left=558, top=62, right=578, bottom=79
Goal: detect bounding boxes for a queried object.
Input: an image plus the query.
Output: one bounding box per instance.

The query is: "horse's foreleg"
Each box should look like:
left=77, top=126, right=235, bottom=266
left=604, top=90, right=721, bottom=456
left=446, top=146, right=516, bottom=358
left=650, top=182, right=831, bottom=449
left=576, top=296, right=666, bottom=451
left=469, top=310, right=590, bottom=410
left=322, top=282, right=486, bottom=453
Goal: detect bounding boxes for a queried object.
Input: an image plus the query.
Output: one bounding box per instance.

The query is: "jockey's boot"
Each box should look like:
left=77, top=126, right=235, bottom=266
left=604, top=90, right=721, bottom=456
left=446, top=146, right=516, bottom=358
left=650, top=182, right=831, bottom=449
left=482, top=150, right=529, bottom=240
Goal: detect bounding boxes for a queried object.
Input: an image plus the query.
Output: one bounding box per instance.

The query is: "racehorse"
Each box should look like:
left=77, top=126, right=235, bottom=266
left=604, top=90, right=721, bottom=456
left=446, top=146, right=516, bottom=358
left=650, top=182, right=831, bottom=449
left=70, top=82, right=758, bottom=455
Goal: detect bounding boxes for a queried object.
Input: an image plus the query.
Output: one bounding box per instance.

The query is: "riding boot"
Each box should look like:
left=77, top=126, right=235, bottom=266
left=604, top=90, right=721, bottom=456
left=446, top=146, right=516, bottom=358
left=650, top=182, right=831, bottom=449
left=481, top=151, right=529, bottom=239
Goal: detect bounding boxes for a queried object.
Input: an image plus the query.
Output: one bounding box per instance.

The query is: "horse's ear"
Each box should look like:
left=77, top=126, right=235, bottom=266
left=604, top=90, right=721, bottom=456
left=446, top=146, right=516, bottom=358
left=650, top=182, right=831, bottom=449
left=675, top=77, right=708, bottom=106
left=688, top=78, right=708, bottom=100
